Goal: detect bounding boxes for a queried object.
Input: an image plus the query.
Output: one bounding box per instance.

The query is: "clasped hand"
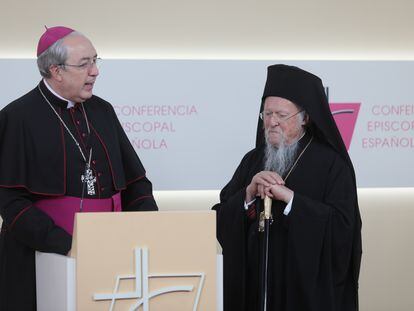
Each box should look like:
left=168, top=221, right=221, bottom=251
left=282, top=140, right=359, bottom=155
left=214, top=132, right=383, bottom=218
left=246, top=171, right=293, bottom=203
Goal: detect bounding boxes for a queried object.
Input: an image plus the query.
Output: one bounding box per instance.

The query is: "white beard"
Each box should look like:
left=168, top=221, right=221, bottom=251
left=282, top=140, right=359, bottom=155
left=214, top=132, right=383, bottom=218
left=264, top=131, right=300, bottom=177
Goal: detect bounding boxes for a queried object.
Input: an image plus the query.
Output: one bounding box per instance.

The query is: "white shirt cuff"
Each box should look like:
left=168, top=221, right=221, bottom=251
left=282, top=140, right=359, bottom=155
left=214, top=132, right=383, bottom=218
left=244, top=196, right=293, bottom=215
left=283, top=194, right=294, bottom=215
left=244, top=198, right=257, bottom=210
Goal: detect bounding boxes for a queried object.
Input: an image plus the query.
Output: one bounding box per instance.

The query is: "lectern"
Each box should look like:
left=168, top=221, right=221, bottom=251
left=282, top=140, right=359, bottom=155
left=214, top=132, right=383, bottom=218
left=36, top=211, right=222, bottom=310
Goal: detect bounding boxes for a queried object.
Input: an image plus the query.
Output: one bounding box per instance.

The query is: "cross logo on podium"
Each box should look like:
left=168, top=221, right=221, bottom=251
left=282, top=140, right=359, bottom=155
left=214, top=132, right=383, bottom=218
left=93, top=247, right=205, bottom=311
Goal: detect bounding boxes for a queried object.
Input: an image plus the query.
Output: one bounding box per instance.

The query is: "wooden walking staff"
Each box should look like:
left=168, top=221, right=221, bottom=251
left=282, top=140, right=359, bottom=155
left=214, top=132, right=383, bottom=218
left=259, top=195, right=273, bottom=311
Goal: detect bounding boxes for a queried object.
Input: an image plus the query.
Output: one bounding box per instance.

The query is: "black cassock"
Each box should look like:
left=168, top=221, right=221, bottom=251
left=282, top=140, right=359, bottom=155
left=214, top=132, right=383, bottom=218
left=0, top=81, right=158, bottom=310
left=213, top=133, right=361, bottom=311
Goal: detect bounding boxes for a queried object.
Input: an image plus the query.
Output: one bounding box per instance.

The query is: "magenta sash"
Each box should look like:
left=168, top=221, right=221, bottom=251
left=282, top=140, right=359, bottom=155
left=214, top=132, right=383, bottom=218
left=35, top=193, right=121, bottom=235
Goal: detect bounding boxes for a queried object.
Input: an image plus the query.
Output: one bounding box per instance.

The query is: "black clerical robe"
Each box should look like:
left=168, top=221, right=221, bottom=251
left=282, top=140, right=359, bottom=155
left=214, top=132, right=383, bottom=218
left=0, top=81, right=158, bottom=310
left=213, top=135, right=360, bottom=311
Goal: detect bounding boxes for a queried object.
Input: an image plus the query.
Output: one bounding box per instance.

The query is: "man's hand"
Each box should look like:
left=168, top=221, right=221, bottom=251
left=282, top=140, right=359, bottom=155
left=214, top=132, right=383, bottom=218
left=246, top=171, right=284, bottom=201
left=264, top=184, right=294, bottom=203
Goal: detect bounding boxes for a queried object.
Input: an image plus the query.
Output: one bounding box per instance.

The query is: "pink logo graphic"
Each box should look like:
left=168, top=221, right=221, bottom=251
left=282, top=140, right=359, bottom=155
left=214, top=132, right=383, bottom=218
left=329, top=103, right=361, bottom=150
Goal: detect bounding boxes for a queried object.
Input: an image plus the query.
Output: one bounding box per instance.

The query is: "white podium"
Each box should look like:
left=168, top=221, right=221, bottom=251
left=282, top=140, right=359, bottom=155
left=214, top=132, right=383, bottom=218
left=36, top=211, right=222, bottom=311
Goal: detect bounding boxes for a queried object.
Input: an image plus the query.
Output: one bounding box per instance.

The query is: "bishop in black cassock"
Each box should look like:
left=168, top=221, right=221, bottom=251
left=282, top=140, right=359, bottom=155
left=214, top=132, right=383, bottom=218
left=213, top=64, right=362, bottom=311
left=0, top=26, right=158, bottom=310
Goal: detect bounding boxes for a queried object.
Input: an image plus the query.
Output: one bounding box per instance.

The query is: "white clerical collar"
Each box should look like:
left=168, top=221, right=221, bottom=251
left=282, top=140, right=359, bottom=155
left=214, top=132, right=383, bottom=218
left=43, top=79, right=75, bottom=109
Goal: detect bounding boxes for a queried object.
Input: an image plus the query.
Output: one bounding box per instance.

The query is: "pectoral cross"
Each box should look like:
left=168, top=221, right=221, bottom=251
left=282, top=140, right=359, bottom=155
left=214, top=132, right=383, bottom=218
left=81, top=163, right=96, bottom=195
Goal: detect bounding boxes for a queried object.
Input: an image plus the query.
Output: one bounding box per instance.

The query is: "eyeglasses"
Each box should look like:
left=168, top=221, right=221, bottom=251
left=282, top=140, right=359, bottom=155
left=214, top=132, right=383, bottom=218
left=59, top=57, right=101, bottom=71
left=259, top=110, right=304, bottom=123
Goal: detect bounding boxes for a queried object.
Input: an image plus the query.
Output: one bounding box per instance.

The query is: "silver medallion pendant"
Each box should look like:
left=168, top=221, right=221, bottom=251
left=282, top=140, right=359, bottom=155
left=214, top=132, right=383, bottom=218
left=81, top=163, right=97, bottom=195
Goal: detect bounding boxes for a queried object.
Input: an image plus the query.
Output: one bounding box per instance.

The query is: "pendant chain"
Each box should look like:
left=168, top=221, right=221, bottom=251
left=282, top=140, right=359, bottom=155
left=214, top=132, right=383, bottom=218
left=38, top=84, right=97, bottom=207
left=283, top=136, right=314, bottom=182
left=38, top=85, right=92, bottom=165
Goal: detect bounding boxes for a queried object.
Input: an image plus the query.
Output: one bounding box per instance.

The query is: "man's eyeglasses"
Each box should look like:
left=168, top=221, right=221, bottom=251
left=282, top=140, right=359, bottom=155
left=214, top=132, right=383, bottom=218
left=59, top=57, right=101, bottom=71
left=259, top=110, right=304, bottom=123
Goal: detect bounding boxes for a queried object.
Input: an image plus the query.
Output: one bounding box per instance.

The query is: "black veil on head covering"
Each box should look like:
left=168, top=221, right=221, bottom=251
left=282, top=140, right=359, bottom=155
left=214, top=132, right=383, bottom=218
left=256, top=64, right=350, bottom=170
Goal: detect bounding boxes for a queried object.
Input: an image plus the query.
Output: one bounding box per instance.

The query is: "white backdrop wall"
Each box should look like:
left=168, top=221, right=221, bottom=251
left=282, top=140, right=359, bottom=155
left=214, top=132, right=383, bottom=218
left=0, top=60, right=413, bottom=190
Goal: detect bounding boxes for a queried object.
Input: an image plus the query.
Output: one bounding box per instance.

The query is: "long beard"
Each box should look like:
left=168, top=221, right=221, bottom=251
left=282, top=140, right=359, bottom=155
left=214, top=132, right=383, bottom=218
left=264, top=131, right=300, bottom=177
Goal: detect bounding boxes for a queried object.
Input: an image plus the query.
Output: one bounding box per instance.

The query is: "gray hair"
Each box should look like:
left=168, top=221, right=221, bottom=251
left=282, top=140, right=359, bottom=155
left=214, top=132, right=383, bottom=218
left=37, top=31, right=83, bottom=78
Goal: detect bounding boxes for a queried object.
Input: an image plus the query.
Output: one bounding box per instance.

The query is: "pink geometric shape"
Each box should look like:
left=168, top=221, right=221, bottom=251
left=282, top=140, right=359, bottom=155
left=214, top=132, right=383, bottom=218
left=329, top=103, right=361, bottom=150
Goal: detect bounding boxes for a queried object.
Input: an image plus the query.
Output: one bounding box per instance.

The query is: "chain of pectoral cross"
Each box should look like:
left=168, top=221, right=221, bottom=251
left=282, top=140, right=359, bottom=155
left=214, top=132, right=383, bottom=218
left=38, top=85, right=97, bottom=198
